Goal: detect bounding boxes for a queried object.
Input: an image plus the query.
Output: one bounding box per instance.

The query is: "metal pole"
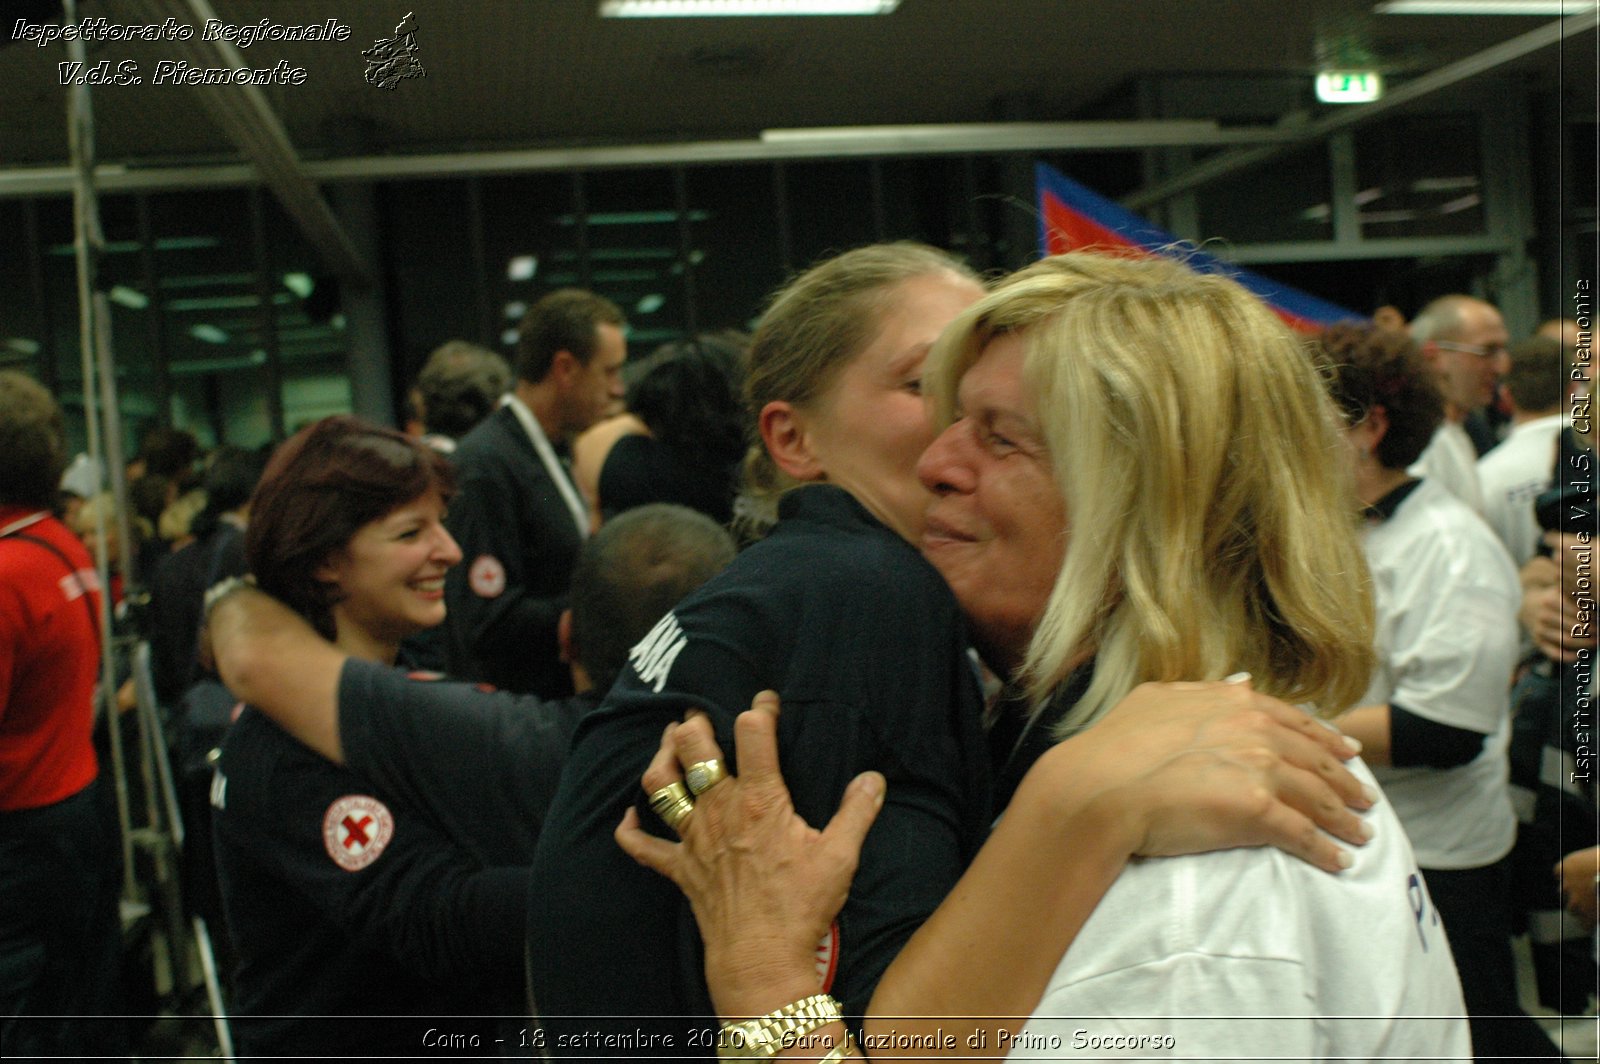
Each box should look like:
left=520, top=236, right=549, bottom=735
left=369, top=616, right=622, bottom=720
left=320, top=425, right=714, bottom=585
left=63, top=0, right=137, bottom=899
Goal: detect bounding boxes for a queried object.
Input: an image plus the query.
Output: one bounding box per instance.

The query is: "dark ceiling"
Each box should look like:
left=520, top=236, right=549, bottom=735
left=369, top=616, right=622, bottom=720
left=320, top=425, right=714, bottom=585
left=2, top=0, right=1594, bottom=170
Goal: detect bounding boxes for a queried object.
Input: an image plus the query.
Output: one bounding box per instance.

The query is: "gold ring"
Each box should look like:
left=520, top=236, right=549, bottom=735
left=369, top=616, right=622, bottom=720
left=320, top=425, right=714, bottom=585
left=649, top=782, right=695, bottom=832
left=684, top=759, right=728, bottom=797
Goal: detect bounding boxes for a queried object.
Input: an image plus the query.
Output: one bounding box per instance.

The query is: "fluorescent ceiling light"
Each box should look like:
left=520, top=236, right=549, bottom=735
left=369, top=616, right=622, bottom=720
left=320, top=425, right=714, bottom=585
left=1412, top=176, right=1480, bottom=191
left=759, top=120, right=1255, bottom=152
left=189, top=324, right=230, bottom=344
left=601, top=0, right=899, bottom=16
left=109, top=284, right=149, bottom=309
left=1376, top=2, right=1589, bottom=14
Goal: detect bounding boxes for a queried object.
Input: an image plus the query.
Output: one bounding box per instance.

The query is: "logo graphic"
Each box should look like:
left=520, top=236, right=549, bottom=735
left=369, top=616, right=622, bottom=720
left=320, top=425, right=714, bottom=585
left=322, top=795, right=395, bottom=871
left=362, top=12, right=425, bottom=90
left=469, top=554, right=506, bottom=598
left=628, top=612, right=687, bottom=693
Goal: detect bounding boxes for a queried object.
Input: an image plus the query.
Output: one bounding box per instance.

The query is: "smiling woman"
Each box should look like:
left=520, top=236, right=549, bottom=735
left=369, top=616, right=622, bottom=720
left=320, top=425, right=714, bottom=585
left=209, top=417, right=529, bottom=1060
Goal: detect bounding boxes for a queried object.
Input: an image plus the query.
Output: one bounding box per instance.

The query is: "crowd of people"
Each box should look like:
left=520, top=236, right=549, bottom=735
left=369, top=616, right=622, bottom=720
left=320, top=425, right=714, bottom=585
left=0, top=239, right=1593, bottom=1063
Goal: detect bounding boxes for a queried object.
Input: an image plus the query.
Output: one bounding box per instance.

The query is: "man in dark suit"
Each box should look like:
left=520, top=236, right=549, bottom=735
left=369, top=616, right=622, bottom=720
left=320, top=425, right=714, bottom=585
left=443, top=289, right=626, bottom=697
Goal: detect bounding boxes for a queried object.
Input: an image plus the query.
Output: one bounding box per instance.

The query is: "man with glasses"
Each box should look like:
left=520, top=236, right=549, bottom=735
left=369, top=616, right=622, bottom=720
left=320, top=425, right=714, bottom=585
left=1407, top=294, right=1512, bottom=514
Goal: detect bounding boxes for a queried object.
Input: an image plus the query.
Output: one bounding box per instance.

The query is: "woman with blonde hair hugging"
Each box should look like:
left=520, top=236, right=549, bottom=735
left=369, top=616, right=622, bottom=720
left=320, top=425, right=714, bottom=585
left=621, top=252, right=1471, bottom=1060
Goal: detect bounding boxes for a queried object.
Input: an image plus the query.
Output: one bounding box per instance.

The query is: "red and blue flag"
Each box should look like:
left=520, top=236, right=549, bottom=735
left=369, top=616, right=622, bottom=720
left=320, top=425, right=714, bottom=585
left=1035, top=161, right=1362, bottom=333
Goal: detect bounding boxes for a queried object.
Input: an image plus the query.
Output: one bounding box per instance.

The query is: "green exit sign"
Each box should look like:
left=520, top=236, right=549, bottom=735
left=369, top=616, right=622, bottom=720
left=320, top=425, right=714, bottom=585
left=1316, top=71, right=1384, bottom=104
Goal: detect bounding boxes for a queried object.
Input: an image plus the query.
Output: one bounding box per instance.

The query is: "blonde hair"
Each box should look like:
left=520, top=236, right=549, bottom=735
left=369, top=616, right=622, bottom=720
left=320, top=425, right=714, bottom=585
left=737, top=242, right=980, bottom=536
left=925, top=252, right=1375, bottom=731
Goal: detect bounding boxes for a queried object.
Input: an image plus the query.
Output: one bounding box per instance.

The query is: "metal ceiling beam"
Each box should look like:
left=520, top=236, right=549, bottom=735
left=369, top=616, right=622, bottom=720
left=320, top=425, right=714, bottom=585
left=1121, top=10, right=1598, bottom=212
left=0, top=119, right=1303, bottom=198
left=116, top=0, right=372, bottom=288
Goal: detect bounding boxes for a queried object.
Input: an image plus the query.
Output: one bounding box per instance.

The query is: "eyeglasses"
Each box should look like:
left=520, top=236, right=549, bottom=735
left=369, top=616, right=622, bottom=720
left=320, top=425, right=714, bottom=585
left=1432, top=340, right=1507, bottom=360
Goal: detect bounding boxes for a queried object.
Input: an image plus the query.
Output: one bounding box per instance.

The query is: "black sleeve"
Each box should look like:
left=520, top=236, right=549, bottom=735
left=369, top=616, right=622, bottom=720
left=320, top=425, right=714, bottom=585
left=1389, top=702, right=1488, bottom=768
left=338, top=659, right=580, bottom=864
left=224, top=736, right=529, bottom=980
left=443, top=462, right=569, bottom=678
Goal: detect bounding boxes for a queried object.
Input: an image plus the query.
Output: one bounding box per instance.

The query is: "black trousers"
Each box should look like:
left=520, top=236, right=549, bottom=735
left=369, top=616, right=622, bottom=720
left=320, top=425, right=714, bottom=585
left=0, top=778, right=124, bottom=1061
left=1425, top=857, right=1569, bottom=1063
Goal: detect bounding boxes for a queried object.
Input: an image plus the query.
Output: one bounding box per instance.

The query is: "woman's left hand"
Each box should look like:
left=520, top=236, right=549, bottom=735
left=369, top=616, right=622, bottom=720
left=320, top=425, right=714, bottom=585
left=1027, top=678, right=1375, bottom=873
left=614, top=691, right=886, bottom=1019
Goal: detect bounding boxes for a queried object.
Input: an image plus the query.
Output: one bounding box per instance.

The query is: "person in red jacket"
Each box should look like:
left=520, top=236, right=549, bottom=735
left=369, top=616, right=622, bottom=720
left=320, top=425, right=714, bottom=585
left=0, top=370, right=122, bottom=1059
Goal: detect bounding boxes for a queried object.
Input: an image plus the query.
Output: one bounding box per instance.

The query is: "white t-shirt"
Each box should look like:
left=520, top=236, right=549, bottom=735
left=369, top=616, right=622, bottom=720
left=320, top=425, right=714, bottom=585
left=1362, top=478, right=1521, bottom=869
left=1014, top=759, right=1470, bottom=1062
left=1409, top=421, right=1485, bottom=515
left=1478, top=413, right=1566, bottom=566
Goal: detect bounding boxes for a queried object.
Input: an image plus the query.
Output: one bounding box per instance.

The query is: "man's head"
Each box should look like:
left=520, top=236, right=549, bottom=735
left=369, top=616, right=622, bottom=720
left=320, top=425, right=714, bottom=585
left=515, top=289, right=627, bottom=438
left=416, top=340, right=512, bottom=439
left=0, top=370, right=68, bottom=509
left=563, top=504, right=736, bottom=694
left=1410, top=295, right=1510, bottom=421
left=1502, top=335, right=1569, bottom=418
left=1537, top=317, right=1580, bottom=351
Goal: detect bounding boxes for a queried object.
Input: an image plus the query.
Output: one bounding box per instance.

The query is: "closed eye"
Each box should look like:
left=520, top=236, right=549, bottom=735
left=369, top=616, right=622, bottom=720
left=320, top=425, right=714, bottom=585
left=984, top=429, right=1017, bottom=453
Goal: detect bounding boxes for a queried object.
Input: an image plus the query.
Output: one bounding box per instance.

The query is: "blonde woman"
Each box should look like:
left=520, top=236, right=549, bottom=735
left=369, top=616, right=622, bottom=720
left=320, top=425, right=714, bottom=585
left=622, top=253, right=1467, bottom=1060
left=536, top=245, right=1374, bottom=1055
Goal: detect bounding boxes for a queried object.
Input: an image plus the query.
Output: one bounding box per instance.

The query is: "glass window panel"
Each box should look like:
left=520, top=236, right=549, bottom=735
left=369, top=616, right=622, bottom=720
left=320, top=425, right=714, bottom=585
left=42, top=193, right=158, bottom=459
left=784, top=161, right=877, bottom=271
left=148, top=188, right=272, bottom=446
left=1355, top=116, right=1486, bottom=239
left=478, top=173, right=582, bottom=366
left=383, top=180, right=484, bottom=383
left=260, top=194, right=351, bottom=436
left=580, top=169, right=687, bottom=354
left=1196, top=146, right=1332, bottom=245
left=686, top=165, right=785, bottom=335
left=0, top=201, right=48, bottom=384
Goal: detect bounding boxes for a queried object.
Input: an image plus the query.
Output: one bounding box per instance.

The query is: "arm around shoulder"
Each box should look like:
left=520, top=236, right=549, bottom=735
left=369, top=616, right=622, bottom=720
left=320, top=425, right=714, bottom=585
left=209, top=585, right=347, bottom=762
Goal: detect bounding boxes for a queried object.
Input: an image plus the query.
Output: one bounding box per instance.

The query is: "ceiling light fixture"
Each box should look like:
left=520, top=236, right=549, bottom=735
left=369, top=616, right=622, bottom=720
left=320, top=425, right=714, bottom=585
left=189, top=324, right=231, bottom=344
left=1375, top=1, right=1587, bottom=14
left=109, top=285, right=150, bottom=310
left=601, top=0, right=900, bottom=16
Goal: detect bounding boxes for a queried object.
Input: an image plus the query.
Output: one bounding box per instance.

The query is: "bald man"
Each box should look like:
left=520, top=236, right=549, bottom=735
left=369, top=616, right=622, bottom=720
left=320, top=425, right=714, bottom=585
left=1406, top=295, right=1511, bottom=514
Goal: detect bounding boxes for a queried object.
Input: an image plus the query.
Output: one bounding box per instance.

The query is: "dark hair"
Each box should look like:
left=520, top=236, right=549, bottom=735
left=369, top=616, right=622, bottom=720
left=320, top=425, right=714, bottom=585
left=1504, top=334, right=1567, bottom=413
left=190, top=446, right=269, bottom=540
left=515, top=289, right=626, bottom=384
left=417, top=340, right=512, bottom=438
left=628, top=341, right=747, bottom=466
left=136, top=425, right=200, bottom=479
left=570, top=504, right=735, bottom=693
left=245, top=416, right=454, bottom=639
left=0, top=370, right=67, bottom=508
left=1310, top=323, right=1445, bottom=470
left=129, top=473, right=173, bottom=526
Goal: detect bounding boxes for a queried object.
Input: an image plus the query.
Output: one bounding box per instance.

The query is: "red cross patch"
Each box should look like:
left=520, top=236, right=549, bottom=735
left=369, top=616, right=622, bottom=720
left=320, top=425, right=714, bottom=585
left=469, top=554, right=506, bottom=598
left=322, top=795, right=395, bottom=871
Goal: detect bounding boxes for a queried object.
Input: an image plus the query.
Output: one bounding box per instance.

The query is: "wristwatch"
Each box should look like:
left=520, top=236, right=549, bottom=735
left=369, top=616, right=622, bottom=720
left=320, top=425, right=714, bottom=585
left=716, top=994, right=842, bottom=1059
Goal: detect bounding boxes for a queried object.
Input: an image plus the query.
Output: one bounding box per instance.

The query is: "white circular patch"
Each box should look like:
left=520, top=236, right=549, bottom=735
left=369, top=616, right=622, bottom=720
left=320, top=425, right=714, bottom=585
left=815, top=921, right=839, bottom=992
left=322, top=795, right=395, bottom=872
left=469, top=554, right=506, bottom=598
